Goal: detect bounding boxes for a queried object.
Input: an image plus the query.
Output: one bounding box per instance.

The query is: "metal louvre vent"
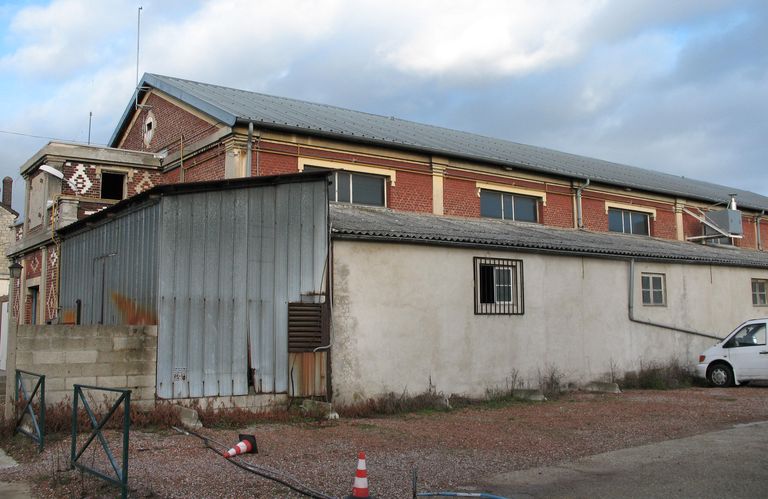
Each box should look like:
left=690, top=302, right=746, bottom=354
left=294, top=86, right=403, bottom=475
left=288, top=302, right=329, bottom=352
left=474, top=257, right=524, bottom=315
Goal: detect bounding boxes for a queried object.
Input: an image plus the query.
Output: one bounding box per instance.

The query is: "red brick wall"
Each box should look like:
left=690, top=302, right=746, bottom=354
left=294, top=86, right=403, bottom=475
left=179, top=146, right=226, bottom=182
left=581, top=196, right=608, bottom=231
left=118, top=93, right=218, bottom=154
left=388, top=171, right=432, bottom=212
left=760, top=219, right=768, bottom=251
left=542, top=191, right=573, bottom=228
left=652, top=209, right=677, bottom=239
left=257, top=151, right=298, bottom=176
left=682, top=211, right=701, bottom=239
left=739, top=217, right=756, bottom=249
left=444, top=177, right=480, bottom=217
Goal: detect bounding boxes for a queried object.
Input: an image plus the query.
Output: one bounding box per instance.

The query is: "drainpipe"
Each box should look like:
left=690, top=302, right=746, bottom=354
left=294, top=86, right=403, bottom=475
left=246, top=121, right=254, bottom=177
left=575, top=178, right=590, bottom=229
left=627, top=259, right=720, bottom=340
left=758, top=210, right=765, bottom=251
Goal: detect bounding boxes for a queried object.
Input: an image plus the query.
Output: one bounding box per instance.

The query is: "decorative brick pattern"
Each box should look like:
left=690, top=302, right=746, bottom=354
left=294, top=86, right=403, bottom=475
left=25, top=250, right=42, bottom=278
left=46, top=245, right=58, bottom=321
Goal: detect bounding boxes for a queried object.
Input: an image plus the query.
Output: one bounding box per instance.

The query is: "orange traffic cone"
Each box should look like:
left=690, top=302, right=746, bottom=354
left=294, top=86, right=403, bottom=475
left=222, top=434, right=258, bottom=458
left=348, top=451, right=372, bottom=498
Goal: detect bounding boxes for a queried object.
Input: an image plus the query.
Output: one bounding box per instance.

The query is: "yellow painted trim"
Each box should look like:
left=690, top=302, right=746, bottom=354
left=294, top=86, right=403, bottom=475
left=605, top=201, right=657, bottom=219
left=475, top=181, right=547, bottom=206
left=298, top=157, right=396, bottom=186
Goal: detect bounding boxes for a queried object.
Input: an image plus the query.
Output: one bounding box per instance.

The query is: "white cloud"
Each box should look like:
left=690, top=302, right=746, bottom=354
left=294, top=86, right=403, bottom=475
left=373, top=0, right=604, bottom=79
left=0, top=0, right=135, bottom=77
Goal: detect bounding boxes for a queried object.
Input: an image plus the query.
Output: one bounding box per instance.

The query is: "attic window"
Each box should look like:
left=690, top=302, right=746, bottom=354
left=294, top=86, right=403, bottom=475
left=143, top=112, right=156, bottom=147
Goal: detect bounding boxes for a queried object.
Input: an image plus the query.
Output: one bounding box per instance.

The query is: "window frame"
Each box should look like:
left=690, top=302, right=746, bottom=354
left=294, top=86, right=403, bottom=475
left=304, top=166, right=387, bottom=207
left=752, top=279, right=768, bottom=307
left=479, top=189, right=539, bottom=223
left=100, top=171, right=127, bottom=201
left=474, top=257, right=524, bottom=315
left=608, top=208, right=650, bottom=236
left=641, top=273, right=666, bottom=306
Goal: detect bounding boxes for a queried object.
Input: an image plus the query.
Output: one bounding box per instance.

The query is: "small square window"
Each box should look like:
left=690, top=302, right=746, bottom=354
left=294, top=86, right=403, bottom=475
left=752, top=279, right=767, bottom=306
left=101, top=172, right=126, bottom=200
left=474, top=257, right=524, bottom=315
left=641, top=273, right=666, bottom=306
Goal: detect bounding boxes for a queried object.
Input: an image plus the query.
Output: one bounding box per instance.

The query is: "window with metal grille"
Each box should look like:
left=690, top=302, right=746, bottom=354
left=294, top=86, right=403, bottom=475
left=753, top=279, right=768, bottom=306
left=474, top=257, right=524, bottom=315
left=641, top=273, right=666, bottom=306
left=480, top=190, right=538, bottom=222
left=608, top=208, right=649, bottom=235
left=287, top=302, right=329, bottom=352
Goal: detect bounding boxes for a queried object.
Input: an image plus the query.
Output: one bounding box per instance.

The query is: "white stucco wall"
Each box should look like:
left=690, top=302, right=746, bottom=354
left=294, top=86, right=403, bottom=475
left=330, top=240, right=768, bottom=402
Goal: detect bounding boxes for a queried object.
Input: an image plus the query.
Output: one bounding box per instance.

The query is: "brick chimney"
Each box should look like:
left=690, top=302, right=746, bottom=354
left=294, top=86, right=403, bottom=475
left=1, top=177, right=11, bottom=209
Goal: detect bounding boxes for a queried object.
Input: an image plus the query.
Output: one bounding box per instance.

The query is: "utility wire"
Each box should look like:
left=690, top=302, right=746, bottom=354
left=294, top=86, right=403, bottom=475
left=172, top=426, right=337, bottom=499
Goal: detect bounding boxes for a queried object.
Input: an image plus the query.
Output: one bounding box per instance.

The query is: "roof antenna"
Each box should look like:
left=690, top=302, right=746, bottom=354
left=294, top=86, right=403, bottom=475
left=87, top=111, right=92, bottom=145
left=134, top=6, right=143, bottom=110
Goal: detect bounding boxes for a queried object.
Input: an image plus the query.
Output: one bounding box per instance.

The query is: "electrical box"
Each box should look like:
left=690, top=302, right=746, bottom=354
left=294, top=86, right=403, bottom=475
left=707, top=209, right=743, bottom=235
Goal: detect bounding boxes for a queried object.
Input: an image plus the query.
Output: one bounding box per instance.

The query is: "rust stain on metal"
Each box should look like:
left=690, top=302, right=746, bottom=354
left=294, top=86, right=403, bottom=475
left=111, top=292, right=158, bottom=325
left=60, top=309, right=77, bottom=324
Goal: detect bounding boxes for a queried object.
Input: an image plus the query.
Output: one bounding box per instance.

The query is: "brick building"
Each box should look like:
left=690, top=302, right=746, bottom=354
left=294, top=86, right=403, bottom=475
left=7, top=74, right=768, bottom=403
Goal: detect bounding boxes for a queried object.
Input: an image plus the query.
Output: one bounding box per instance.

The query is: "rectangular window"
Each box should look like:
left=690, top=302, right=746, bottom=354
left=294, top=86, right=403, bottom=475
left=474, top=257, right=524, bottom=315
left=480, top=190, right=538, bottom=222
left=753, top=279, right=768, bottom=306
left=608, top=208, right=649, bottom=235
left=641, top=273, right=666, bottom=306
left=304, top=166, right=386, bottom=206
left=101, top=172, right=126, bottom=200
left=29, top=286, right=39, bottom=324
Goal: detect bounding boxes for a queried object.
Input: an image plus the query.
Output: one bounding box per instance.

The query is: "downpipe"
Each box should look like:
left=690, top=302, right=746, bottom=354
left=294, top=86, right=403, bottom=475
left=575, top=178, right=590, bottom=229
left=627, top=259, right=720, bottom=340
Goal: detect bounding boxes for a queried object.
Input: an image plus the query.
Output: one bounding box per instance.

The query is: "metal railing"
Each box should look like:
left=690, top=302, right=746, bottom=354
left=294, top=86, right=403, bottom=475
left=14, top=369, right=46, bottom=452
left=70, top=385, right=131, bottom=499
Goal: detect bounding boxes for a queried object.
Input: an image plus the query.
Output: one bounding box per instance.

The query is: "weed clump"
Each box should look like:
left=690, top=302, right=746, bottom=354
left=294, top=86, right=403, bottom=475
left=619, top=359, right=695, bottom=390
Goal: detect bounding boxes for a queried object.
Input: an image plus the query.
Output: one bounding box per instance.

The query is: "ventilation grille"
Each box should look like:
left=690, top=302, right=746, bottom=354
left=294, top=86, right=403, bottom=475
left=288, top=302, right=328, bottom=352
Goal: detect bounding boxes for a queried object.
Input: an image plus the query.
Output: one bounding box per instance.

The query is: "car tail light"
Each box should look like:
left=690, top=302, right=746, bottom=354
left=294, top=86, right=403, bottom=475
left=699, top=355, right=706, bottom=363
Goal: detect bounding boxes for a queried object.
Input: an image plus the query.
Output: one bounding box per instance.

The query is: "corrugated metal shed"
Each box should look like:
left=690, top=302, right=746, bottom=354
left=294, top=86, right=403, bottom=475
left=330, top=203, right=768, bottom=269
left=59, top=201, right=160, bottom=325
left=59, top=173, right=329, bottom=399
left=110, top=73, right=768, bottom=211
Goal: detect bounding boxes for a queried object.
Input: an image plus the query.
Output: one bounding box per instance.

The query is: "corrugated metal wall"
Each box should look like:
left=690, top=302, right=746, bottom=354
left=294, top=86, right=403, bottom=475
left=156, top=180, right=328, bottom=399
left=59, top=202, right=160, bottom=326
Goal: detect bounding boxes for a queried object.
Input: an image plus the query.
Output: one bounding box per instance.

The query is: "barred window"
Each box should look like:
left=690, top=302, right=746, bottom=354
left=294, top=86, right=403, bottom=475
left=474, top=257, right=524, bottom=315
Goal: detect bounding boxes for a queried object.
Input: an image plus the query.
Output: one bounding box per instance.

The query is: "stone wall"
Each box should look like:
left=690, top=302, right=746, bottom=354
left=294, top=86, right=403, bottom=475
left=13, top=325, right=156, bottom=405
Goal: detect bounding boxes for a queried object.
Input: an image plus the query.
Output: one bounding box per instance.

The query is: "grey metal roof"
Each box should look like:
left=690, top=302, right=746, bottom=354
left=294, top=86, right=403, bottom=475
left=330, top=203, right=768, bottom=269
left=111, top=73, right=768, bottom=211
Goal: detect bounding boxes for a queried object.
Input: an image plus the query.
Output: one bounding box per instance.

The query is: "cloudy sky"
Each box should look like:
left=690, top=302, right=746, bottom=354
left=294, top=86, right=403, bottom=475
left=1, top=0, right=766, bottom=212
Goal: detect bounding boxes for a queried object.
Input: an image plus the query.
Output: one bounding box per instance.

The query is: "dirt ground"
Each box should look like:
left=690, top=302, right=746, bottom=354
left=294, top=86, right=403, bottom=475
left=1, top=386, right=767, bottom=498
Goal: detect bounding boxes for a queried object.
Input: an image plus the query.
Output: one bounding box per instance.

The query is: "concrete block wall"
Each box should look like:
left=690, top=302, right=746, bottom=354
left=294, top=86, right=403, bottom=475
left=14, top=324, right=157, bottom=405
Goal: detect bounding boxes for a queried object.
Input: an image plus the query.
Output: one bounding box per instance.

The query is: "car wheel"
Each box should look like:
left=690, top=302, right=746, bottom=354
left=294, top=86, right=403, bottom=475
left=707, top=363, right=734, bottom=387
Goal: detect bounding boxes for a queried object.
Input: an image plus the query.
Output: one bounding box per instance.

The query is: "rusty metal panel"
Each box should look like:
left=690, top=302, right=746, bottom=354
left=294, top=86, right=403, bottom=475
left=156, top=179, right=328, bottom=399
left=288, top=351, right=327, bottom=397
left=59, top=201, right=160, bottom=327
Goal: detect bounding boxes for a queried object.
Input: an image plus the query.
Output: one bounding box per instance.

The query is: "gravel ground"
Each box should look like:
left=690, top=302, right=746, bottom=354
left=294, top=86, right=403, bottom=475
left=1, top=386, right=767, bottom=498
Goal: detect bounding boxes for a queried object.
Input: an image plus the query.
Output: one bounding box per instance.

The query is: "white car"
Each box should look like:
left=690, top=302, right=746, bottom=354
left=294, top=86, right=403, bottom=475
left=696, top=318, right=768, bottom=387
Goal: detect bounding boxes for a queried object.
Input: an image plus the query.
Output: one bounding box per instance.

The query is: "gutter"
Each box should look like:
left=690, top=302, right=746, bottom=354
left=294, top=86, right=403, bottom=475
left=246, top=122, right=254, bottom=177
left=627, top=258, right=721, bottom=340
left=575, top=178, right=590, bottom=229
